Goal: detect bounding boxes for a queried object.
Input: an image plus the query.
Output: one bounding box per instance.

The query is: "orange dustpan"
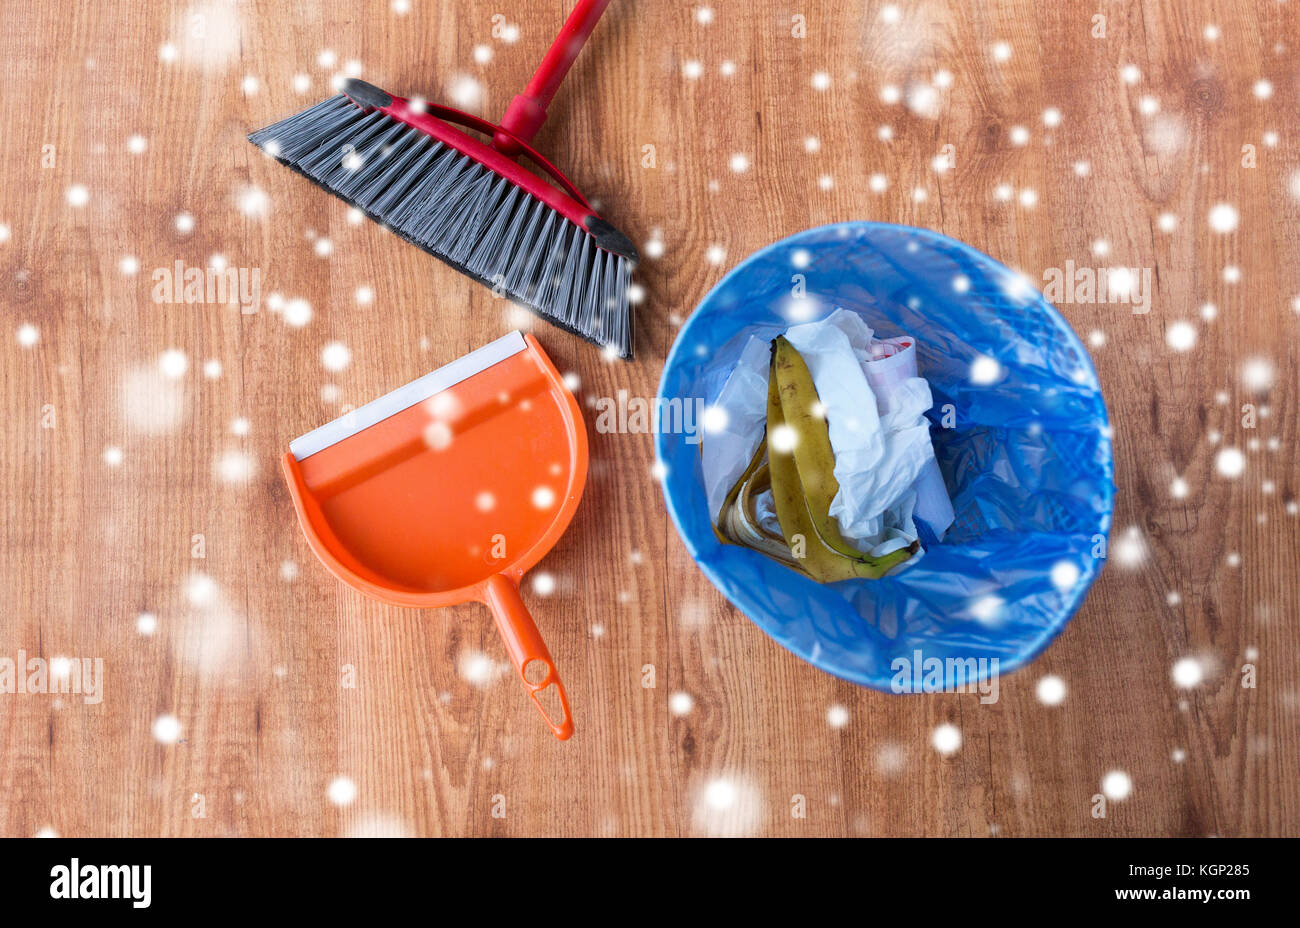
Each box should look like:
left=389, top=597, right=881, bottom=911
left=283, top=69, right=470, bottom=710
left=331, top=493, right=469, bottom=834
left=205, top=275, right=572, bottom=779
left=283, top=331, right=586, bottom=740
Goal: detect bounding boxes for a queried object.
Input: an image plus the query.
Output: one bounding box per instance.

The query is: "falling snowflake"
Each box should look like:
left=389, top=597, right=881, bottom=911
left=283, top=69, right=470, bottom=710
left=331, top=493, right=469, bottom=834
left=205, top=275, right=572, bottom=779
left=239, top=186, right=269, bottom=217
left=532, top=486, right=556, bottom=509
left=1207, top=203, right=1239, bottom=233
left=457, top=650, right=501, bottom=686
left=1171, top=656, right=1205, bottom=688
left=906, top=82, right=938, bottom=118
left=447, top=74, right=483, bottom=111
left=970, top=595, right=1005, bottom=624
left=643, top=235, right=665, bottom=259
left=320, top=342, right=351, bottom=371
left=152, top=714, right=182, bottom=744
left=1049, top=561, right=1080, bottom=591
left=1166, top=321, right=1197, bottom=351
left=692, top=776, right=762, bottom=836
left=158, top=349, right=188, bottom=379
left=768, top=424, right=797, bottom=453
left=1215, top=447, right=1245, bottom=478
left=1036, top=675, right=1067, bottom=705
left=1113, top=526, right=1147, bottom=567
left=327, top=776, right=357, bottom=806
left=185, top=572, right=217, bottom=607
left=283, top=298, right=313, bottom=327
left=669, top=692, right=694, bottom=716
left=969, top=355, right=1000, bottom=384
left=214, top=450, right=256, bottom=484
left=423, top=421, right=452, bottom=450
left=1240, top=357, right=1274, bottom=393
left=1101, top=769, right=1132, bottom=801
left=931, top=723, right=962, bottom=755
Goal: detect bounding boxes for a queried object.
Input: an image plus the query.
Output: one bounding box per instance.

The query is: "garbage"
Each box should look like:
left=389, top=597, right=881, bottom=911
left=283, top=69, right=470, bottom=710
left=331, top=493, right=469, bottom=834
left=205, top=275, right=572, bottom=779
left=658, top=222, right=1115, bottom=691
left=706, top=308, right=953, bottom=571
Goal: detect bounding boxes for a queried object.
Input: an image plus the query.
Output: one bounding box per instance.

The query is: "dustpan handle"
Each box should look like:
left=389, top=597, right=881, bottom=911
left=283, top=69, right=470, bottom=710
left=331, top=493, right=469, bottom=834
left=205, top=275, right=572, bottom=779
left=492, top=0, right=613, bottom=154
left=483, top=574, right=574, bottom=741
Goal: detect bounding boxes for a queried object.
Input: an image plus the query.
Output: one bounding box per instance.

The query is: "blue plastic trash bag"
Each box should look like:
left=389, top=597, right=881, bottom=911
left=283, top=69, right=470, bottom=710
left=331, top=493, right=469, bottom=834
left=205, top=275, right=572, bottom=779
left=656, top=222, right=1115, bottom=692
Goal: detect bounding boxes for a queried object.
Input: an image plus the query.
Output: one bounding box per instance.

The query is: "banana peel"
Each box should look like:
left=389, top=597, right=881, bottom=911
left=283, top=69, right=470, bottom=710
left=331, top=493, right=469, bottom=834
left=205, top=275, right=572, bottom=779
left=772, top=335, right=876, bottom=560
left=713, top=433, right=798, bottom=566
left=714, top=335, right=918, bottom=582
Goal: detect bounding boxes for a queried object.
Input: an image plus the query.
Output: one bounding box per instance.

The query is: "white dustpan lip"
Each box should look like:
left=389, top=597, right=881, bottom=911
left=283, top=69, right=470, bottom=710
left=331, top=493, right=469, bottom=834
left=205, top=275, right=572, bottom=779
left=289, top=330, right=527, bottom=461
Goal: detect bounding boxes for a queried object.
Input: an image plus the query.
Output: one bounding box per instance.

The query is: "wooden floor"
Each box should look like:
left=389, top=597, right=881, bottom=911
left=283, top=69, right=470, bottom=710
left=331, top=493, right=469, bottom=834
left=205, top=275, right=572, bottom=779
left=1, top=0, right=1297, bottom=837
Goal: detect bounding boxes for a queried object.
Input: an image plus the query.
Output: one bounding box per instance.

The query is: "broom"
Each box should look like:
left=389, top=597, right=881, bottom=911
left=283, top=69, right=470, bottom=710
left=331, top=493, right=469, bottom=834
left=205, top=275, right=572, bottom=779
left=248, top=0, right=638, bottom=358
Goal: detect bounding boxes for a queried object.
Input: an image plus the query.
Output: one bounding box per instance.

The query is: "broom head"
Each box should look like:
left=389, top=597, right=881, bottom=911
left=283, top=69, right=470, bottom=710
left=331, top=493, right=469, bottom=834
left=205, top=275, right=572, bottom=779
left=249, top=79, right=637, bottom=358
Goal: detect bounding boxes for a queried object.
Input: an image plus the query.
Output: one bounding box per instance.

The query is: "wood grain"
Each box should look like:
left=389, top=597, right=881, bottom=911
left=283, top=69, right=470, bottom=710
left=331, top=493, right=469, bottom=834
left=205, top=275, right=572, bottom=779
left=1, top=0, right=1297, bottom=837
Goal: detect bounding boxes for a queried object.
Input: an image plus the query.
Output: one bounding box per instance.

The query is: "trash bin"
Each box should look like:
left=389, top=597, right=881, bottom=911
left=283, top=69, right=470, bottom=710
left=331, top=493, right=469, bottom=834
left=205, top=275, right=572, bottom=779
left=656, top=222, right=1115, bottom=691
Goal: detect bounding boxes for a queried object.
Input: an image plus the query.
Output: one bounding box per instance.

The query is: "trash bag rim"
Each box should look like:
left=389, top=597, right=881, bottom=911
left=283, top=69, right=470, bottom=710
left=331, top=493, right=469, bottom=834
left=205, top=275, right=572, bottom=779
left=655, top=221, right=1116, bottom=691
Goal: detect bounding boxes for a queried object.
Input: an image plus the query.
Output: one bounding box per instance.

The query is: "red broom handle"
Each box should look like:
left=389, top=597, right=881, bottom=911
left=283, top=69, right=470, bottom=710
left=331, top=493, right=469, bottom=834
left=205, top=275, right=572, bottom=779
left=492, top=0, right=613, bottom=155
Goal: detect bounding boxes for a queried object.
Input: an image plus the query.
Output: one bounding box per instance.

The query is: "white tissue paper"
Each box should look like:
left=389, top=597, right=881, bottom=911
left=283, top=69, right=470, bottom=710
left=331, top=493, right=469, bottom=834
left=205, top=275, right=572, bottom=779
left=703, top=308, right=954, bottom=563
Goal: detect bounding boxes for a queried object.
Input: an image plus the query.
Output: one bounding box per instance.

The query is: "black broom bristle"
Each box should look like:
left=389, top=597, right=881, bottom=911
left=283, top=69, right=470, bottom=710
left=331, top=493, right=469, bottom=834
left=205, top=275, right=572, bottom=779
left=248, top=90, right=636, bottom=359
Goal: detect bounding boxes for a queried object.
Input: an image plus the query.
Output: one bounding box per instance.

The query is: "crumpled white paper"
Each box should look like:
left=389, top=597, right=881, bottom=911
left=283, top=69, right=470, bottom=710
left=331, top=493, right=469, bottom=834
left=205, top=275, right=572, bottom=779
left=703, top=308, right=954, bottom=559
